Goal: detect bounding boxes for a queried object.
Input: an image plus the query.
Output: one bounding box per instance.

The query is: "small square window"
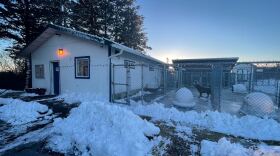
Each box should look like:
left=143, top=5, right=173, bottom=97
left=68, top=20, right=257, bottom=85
left=75, top=56, right=90, bottom=79
left=124, top=60, right=135, bottom=69
left=35, top=65, right=44, bottom=79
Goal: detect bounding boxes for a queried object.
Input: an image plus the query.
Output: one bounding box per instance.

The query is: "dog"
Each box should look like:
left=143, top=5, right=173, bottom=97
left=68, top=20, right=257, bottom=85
left=193, top=83, right=211, bottom=98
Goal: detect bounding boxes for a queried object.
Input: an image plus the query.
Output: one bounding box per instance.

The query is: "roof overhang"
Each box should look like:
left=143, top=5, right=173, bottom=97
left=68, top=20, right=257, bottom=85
left=110, top=43, right=165, bottom=65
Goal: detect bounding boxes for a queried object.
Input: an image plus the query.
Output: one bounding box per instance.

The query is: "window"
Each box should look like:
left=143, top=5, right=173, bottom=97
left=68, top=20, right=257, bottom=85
left=35, top=65, right=44, bottom=79
left=149, top=65, right=154, bottom=71
left=124, top=60, right=135, bottom=69
left=75, top=56, right=90, bottom=79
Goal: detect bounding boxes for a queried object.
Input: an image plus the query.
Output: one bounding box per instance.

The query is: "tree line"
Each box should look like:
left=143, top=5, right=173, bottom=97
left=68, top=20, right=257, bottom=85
left=0, top=0, right=150, bottom=73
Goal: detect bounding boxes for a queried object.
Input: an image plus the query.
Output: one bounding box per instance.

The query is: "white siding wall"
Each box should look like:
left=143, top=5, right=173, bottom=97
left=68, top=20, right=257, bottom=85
left=31, top=34, right=110, bottom=99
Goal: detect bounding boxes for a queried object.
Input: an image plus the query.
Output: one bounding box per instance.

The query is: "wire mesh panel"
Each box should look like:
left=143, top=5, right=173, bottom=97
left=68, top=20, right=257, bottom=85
left=111, top=63, right=168, bottom=104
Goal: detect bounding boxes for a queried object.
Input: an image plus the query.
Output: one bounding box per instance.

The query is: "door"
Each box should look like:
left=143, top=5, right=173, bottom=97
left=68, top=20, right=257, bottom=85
left=53, top=62, right=60, bottom=95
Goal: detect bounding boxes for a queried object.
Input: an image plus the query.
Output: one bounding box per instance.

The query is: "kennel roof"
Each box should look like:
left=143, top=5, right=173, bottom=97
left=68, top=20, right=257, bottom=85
left=172, top=57, right=239, bottom=71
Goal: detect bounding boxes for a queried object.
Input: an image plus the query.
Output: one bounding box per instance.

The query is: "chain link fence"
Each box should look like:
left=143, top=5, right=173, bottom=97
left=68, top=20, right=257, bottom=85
left=111, top=61, right=280, bottom=119
left=231, top=62, right=280, bottom=107
left=111, top=63, right=182, bottom=104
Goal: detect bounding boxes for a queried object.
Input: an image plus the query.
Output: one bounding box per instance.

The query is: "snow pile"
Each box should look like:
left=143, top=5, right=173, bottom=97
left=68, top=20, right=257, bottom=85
left=173, top=87, right=195, bottom=107
left=0, top=98, right=51, bottom=125
left=232, top=84, right=247, bottom=93
left=201, top=138, right=280, bottom=156
left=254, top=145, right=280, bottom=155
left=200, top=138, right=250, bottom=156
left=254, top=85, right=277, bottom=95
left=130, top=103, right=280, bottom=140
left=242, top=92, right=275, bottom=117
left=47, top=101, right=160, bottom=156
left=57, top=92, right=106, bottom=104
left=20, top=93, right=38, bottom=97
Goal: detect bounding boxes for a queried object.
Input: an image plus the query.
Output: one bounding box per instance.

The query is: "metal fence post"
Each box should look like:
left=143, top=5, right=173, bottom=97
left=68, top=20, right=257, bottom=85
left=126, top=66, right=131, bottom=105
left=141, top=63, right=144, bottom=104
left=211, top=63, right=223, bottom=111
left=111, top=64, right=115, bottom=103
left=163, top=65, right=166, bottom=94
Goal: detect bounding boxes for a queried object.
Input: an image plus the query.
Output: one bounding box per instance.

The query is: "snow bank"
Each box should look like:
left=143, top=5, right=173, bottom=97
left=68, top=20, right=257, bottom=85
left=254, top=85, right=277, bottom=95
left=232, top=84, right=247, bottom=93
left=173, top=87, right=195, bottom=107
left=130, top=103, right=280, bottom=140
left=242, top=92, right=275, bottom=117
left=20, top=93, right=38, bottom=97
left=201, top=138, right=250, bottom=156
left=201, top=138, right=280, bottom=156
left=0, top=98, right=51, bottom=125
left=47, top=101, right=160, bottom=156
left=57, top=92, right=106, bottom=104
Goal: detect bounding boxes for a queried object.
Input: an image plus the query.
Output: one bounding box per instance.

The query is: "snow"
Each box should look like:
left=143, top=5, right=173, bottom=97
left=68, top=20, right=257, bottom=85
left=0, top=98, right=51, bottom=125
left=254, top=85, right=277, bottom=95
left=20, top=93, right=38, bottom=97
left=200, top=138, right=251, bottom=156
left=242, top=92, right=275, bottom=117
left=47, top=100, right=160, bottom=156
left=56, top=92, right=106, bottom=104
left=0, top=89, right=22, bottom=95
left=173, top=87, right=195, bottom=107
left=200, top=137, right=280, bottom=156
left=232, top=84, right=247, bottom=93
left=130, top=102, right=280, bottom=140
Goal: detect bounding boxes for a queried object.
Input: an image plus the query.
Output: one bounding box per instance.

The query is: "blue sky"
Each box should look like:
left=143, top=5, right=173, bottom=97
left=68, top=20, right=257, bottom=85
left=1, top=1, right=279, bottom=63
left=137, top=0, right=280, bottom=62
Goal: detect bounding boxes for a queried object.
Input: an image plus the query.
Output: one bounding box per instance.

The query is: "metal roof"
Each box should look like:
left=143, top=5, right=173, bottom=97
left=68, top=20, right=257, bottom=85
left=21, top=24, right=164, bottom=65
left=173, top=57, right=239, bottom=64
left=172, top=57, right=239, bottom=71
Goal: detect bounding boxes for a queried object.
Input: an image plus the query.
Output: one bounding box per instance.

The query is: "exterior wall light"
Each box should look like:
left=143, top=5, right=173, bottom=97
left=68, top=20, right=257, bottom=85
left=57, top=48, right=64, bottom=56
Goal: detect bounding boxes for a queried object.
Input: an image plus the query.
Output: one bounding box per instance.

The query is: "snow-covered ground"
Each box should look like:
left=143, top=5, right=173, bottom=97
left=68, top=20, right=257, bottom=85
left=1, top=91, right=280, bottom=155
left=0, top=98, right=52, bottom=125
left=201, top=137, right=280, bottom=156
left=47, top=100, right=160, bottom=156
left=130, top=102, right=280, bottom=141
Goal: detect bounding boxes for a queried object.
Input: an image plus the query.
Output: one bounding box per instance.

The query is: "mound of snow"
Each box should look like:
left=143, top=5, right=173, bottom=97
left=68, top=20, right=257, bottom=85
left=201, top=138, right=280, bottom=156
left=201, top=138, right=250, bottom=156
left=0, top=98, right=51, bottom=125
left=232, top=84, right=247, bottom=93
left=242, top=92, right=274, bottom=117
left=20, top=93, right=38, bottom=97
left=57, top=92, right=106, bottom=104
left=173, top=87, right=195, bottom=107
left=47, top=101, right=160, bottom=156
left=130, top=103, right=280, bottom=140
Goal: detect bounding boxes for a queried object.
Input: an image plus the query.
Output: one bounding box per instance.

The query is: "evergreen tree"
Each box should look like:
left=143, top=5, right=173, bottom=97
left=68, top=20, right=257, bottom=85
left=71, top=0, right=151, bottom=52
left=0, top=0, right=65, bottom=68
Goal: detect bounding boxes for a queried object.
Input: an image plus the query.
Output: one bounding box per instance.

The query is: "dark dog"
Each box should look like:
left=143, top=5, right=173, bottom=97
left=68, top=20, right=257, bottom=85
left=193, top=84, right=211, bottom=98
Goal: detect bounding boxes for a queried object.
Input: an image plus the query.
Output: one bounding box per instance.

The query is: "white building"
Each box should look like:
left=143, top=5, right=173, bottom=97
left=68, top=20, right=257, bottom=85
left=22, top=24, right=164, bottom=101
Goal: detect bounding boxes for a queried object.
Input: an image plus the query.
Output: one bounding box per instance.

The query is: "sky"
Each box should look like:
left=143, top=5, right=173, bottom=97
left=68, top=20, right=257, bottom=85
left=137, top=0, right=280, bottom=63
left=1, top=0, right=279, bottom=63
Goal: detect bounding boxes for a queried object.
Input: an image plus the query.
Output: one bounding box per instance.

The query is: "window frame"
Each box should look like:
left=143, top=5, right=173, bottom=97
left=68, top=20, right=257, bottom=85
left=35, top=64, right=45, bottom=79
left=74, top=56, right=90, bottom=79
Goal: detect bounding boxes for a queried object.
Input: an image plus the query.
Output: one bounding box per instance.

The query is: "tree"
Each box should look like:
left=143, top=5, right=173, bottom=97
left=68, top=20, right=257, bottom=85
left=71, top=0, right=151, bottom=52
